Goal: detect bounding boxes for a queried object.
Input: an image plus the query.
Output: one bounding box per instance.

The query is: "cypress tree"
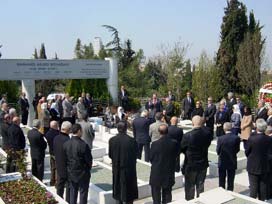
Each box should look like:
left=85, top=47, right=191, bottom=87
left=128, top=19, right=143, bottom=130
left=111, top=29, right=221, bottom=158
left=216, top=0, right=248, bottom=94
left=39, top=43, right=47, bottom=59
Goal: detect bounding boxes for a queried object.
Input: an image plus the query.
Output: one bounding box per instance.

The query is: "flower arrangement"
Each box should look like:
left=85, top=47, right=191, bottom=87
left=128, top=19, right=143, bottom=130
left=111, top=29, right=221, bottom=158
left=0, top=177, right=58, bottom=204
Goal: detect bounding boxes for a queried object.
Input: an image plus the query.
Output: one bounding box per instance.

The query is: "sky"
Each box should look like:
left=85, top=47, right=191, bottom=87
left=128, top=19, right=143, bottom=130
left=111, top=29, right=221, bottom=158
left=1, top=0, right=271, bottom=67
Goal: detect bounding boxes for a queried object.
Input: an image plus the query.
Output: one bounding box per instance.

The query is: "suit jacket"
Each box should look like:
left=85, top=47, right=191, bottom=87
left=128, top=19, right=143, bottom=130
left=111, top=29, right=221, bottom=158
left=45, top=128, right=60, bottom=155
left=62, top=99, right=73, bottom=118
left=204, top=104, right=216, bottom=127
left=78, top=120, right=95, bottom=150
left=181, top=127, right=212, bottom=172
left=182, top=97, right=195, bottom=115
left=53, top=132, right=70, bottom=178
left=240, top=115, right=253, bottom=140
left=119, top=89, right=129, bottom=102
left=191, top=107, right=204, bottom=118
left=27, top=128, right=47, bottom=160
left=150, top=136, right=179, bottom=187
left=216, top=133, right=240, bottom=169
left=149, top=120, right=167, bottom=142
left=146, top=100, right=163, bottom=118
left=1, top=122, right=10, bottom=149
left=18, top=97, right=29, bottom=112
left=246, top=132, right=270, bottom=175
left=132, top=117, right=151, bottom=144
left=165, top=102, right=174, bottom=117
left=8, top=123, right=26, bottom=150
left=255, top=108, right=268, bottom=121
left=76, top=101, right=87, bottom=119
left=63, top=136, right=92, bottom=183
left=168, top=125, right=183, bottom=143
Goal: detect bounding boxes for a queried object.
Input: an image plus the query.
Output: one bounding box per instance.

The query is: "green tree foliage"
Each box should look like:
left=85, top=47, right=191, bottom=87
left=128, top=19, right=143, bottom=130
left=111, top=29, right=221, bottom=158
left=0, top=81, right=19, bottom=103
left=216, top=0, right=248, bottom=94
left=102, top=25, right=122, bottom=58
left=121, top=39, right=136, bottom=68
left=66, top=38, right=110, bottom=100
left=33, top=48, right=38, bottom=59
left=236, top=11, right=265, bottom=97
left=39, top=43, right=47, bottom=59
left=192, top=52, right=221, bottom=102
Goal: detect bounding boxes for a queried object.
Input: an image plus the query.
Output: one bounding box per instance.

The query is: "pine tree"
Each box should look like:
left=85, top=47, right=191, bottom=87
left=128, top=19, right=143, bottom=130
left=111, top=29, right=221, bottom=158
left=216, top=0, right=248, bottom=94
left=75, top=38, right=83, bottom=59
left=39, top=43, right=47, bottom=59
left=236, top=11, right=265, bottom=97
left=33, top=48, right=38, bottom=59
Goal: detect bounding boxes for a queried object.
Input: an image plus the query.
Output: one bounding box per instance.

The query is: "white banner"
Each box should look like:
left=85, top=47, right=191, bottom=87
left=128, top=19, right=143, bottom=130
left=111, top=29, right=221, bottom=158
left=0, top=59, right=109, bottom=80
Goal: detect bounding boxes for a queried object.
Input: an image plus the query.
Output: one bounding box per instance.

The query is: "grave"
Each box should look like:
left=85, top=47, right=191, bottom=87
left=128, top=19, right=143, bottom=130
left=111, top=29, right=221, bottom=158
left=170, top=187, right=268, bottom=204
left=208, top=143, right=247, bottom=177
left=89, top=158, right=184, bottom=204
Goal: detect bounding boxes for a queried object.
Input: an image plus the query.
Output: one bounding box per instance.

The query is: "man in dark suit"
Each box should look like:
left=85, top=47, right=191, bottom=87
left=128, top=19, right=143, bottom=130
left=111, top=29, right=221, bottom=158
left=63, top=124, right=93, bottom=204
left=132, top=110, right=151, bottom=162
left=53, top=121, right=72, bottom=202
left=168, top=116, right=183, bottom=172
left=181, top=115, right=212, bottom=201
left=109, top=122, right=138, bottom=204
left=216, top=122, right=240, bottom=191
left=149, top=124, right=179, bottom=204
left=1, top=114, right=11, bottom=151
left=246, top=118, right=270, bottom=201
left=27, top=119, right=47, bottom=181
left=167, top=91, right=175, bottom=101
left=227, top=92, right=236, bottom=116
left=204, top=97, right=216, bottom=134
left=119, top=85, right=129, bottom=112
left=146, top=94, right=163, bottom=119
left=255, top=100, right=268, bottom=122
left=236, top=96, right=245, bottom=116
left=7, top=117, right=26, bottom=173
left=45, top=120, right=59, bottom=186
left=164, top=97, right=174, bottom=122
left=182, top=91, right=195, bottom=120
left=18, top=92, right=29, bottom=125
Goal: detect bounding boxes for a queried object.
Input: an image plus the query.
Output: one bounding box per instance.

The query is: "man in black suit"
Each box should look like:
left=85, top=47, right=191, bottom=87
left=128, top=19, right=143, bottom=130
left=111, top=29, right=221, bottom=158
left=181, top=115, right=212, bottom=201
left=18, top=92, right=29, bottom=125
left=1, top=114, right=11, bottom=151
left=109, top=122, right=138, bottom=204
left=255, top=100, right=268, bottom=122
left=27, top=119, right=47, bottom=181
left=204, top=97, right=216, bottom=134
left=167, top=91, right=175, bottom=101
left=7, top=117, right=26, bottom=173
left=168, top=116, right=183, bottom=172
left=63, top=124, right=93, bottom=204
left=132, top=110, right=151, bottom=162
left=216, top=122, right=240, bottom=191
left=149, top=124, right=179, bottom=204
left=53, top=121, right=72, bottom=202
left=45, top=120, right=59, bottom=186
left=215, top=102, right=230, bottom=137
left=246, top=118, right=270, bottom=201
left=227, top=92, right=236, bottom=116
left=119, top=85, right=129, bottom=112
left=164, top=97, right=174, bottom=123
left=146, top=94, right=163, bottom=119
left=182, top=91, right=195, bottom=120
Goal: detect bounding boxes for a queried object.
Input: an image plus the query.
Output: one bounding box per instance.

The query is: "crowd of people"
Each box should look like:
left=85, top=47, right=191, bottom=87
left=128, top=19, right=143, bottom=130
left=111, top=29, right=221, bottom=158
left=1, top=88, right=272, bottom=204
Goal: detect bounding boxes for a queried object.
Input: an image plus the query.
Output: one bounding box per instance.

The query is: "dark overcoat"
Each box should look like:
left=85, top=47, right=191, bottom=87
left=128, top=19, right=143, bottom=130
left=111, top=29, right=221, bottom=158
left=27, top=128, right=47, bottom=160
left=149, top=136, right=179, bottom=187
left=109, top=133, right=138, bottom=202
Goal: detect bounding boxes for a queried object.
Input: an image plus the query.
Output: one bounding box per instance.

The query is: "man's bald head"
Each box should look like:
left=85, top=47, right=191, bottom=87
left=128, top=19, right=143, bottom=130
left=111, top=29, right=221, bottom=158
left=170, top=116, right=178, bottom=126
left=158, top=124, right=168, bottom=136
left=50, top=120, right=59, bottom=130
left=12, top=116, right=20, bottom=125
left=192, top=115, right=202, bottom=128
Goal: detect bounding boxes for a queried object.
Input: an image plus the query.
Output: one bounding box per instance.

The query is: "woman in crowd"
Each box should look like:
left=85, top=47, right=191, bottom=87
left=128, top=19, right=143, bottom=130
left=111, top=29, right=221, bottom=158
left=231, top=104, right=242, bottom=135
left=240, top=106, right=253, bottom=150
